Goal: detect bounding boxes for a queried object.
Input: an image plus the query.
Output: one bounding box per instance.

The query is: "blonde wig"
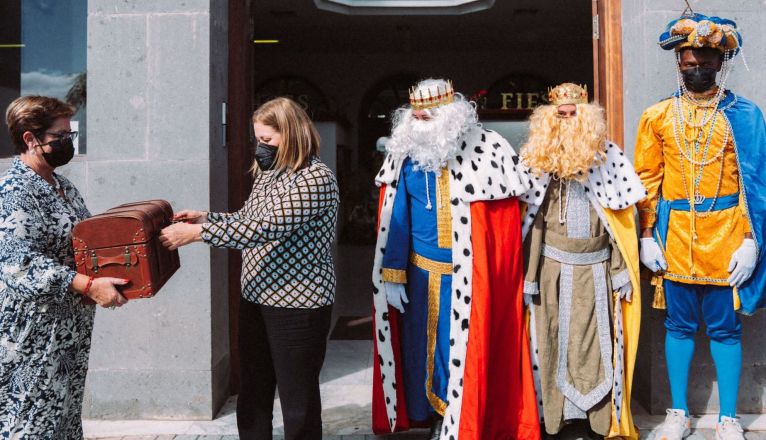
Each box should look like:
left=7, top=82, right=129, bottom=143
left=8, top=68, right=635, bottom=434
left=520, top=103, right=607, bottom=181
left=251, top=97, right=320, bottom=174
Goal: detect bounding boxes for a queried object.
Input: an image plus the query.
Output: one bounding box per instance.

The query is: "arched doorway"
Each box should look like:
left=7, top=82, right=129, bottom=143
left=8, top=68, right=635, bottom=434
left=253, top=75, right=332, bottom=120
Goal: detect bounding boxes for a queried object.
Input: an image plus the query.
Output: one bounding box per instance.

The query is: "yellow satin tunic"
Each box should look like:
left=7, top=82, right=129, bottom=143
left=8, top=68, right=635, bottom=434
left=635, top=95, right=750, bottom=285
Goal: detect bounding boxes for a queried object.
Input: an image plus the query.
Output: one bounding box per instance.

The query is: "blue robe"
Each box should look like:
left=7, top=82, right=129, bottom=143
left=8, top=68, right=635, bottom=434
left=382, top=157, right=452, bottom=421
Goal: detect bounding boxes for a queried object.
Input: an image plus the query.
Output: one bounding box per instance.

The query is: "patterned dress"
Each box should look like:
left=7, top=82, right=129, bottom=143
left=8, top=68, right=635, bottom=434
left=0, top=158, right=93, bottom=439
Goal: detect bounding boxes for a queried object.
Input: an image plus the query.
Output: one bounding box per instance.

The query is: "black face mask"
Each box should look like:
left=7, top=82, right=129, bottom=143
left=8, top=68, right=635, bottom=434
left=254, top=142, right=278, bottom=171
left=38, top=137, right=75, bottom=168
left=681, top=66, right=718, bottom=93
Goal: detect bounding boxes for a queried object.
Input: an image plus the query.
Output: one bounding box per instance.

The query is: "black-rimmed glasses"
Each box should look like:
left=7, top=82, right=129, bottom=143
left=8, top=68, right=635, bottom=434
left=37, top=131, right=78, bottom=147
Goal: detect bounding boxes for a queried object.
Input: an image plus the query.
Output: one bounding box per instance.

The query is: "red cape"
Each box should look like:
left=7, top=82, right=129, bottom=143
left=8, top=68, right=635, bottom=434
left=372, top=186, right=540, bottom=439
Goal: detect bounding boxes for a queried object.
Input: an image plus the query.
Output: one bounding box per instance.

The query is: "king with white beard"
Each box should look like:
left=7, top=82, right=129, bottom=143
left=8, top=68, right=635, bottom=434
left=370, top=79, right=541, bottom=440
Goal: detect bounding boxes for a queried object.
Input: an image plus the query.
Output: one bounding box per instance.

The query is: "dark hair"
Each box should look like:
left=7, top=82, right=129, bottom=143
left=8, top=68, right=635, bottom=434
left=5, top=96, right=76, bottom=154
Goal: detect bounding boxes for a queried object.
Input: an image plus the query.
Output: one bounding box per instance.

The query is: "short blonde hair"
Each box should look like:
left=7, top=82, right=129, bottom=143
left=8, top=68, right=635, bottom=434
left=6, top=96, right=76, bottom=154
left=251, top=97, right=320, bottom=173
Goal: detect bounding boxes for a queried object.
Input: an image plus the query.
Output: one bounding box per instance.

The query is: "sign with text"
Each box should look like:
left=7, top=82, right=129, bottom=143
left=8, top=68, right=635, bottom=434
left=473, top=74, right=552, bottom=120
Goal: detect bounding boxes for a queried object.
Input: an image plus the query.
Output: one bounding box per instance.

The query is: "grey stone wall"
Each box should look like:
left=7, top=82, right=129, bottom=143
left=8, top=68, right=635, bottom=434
left=622, top=0, right=766, bottom=415
left=79, top=0, right=229, bottom=420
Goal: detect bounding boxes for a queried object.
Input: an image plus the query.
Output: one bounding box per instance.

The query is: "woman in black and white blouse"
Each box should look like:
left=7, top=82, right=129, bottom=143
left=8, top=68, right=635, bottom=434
left=160, top=97, right=339, bottom=440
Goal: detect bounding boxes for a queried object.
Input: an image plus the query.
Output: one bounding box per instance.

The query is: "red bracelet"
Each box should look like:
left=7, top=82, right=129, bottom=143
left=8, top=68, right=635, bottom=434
left=82, top=276, right=94, bottom=296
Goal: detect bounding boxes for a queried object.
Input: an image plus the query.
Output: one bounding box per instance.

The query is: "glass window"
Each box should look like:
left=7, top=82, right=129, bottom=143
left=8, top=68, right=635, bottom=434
left=0, top=0, right=87, bottom=157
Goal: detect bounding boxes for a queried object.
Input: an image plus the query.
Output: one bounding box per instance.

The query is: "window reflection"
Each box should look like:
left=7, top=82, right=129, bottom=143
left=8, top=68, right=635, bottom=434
left=0, top=0, right=87, bottom=157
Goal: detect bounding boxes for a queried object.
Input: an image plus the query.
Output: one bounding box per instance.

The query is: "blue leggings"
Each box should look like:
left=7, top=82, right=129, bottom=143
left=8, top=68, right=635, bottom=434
left=664, top=280, right=742, bottom=418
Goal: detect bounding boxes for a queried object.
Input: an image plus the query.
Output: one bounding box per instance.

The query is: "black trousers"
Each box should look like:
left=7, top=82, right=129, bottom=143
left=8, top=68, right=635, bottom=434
left=237, top=298, right=333, bottom=440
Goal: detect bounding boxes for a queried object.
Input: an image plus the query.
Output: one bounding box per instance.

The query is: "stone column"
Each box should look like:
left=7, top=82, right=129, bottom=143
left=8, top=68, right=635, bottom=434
left=82, top=0, right=230, bottom=419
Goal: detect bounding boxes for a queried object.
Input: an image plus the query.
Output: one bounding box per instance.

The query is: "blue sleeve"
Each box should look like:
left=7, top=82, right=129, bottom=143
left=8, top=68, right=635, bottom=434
left=381, top=171, right=411, bottom=283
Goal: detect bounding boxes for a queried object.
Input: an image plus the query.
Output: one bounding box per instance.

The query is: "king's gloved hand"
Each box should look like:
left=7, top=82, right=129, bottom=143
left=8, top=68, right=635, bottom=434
left=727, top=238, right=757, bottom=287
left=640, top=237, right=667, bottom=273
left=384, top=282, right=409, bottom=313
left=618, top=283, right=633, bottom=302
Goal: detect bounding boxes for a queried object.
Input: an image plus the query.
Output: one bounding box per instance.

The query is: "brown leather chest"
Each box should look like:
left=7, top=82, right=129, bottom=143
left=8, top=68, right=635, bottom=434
left=72, top=200, right=180, bottom=299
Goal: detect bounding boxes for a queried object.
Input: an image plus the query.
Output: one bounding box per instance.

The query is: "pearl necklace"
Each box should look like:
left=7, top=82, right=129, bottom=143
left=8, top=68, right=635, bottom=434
left=672, top=99, right=730, bottom=215
left=673, top=98, right=729, bottom=166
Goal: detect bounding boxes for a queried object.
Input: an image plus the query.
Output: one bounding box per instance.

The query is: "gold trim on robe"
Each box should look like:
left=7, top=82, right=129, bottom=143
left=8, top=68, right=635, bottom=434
left=382, top=268, right=407, bottom=284
left=436, top=169, right=452, bottom=249
left=410, top=251, right=451, bottom=416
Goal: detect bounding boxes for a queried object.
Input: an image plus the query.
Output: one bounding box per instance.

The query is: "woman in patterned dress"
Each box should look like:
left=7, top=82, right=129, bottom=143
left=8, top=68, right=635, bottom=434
left=0, top=96, right=128, bottom=438
left=160, top=97, right=339, bottom=440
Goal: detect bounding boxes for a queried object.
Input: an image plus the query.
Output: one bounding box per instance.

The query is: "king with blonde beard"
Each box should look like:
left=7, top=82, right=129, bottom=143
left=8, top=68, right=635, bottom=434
left=370, top=79, right=540, bottom=440
left=518, top=83, right=646, bottom=439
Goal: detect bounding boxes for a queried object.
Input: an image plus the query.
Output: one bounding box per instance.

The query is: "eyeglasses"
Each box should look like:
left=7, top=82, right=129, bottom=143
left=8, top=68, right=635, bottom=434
left=36, top=131, right=78, bottom=147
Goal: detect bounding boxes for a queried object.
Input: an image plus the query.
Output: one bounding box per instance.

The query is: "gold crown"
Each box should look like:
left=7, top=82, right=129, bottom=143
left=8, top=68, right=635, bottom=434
left=548, top=83, right=589, bottom=106
left=409, top=80, right=455, bottom=111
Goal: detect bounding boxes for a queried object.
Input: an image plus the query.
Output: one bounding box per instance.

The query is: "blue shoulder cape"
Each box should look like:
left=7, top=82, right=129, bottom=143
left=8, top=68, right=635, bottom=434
left=720, top=92, right=766, bottom=314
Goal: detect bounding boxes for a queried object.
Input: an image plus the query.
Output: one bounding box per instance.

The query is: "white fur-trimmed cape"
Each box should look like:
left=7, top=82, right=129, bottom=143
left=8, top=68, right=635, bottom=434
left=519, top=141, right=648, bottom=240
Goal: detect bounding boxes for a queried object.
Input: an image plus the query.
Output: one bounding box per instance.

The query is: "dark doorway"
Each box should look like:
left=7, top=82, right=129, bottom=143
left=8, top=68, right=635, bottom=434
left=227, top=0, right=618, bottom=393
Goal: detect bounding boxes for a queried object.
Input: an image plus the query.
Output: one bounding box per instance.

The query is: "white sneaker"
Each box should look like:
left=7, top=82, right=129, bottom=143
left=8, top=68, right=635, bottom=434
left=653, top=409, right=691, bottom=440
left=716, top=416, right=745, bottom=440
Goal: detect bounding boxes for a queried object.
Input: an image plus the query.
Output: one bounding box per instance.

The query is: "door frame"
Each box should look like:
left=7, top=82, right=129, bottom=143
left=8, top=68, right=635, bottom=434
left=226, top=0, right=254, bottom=393
left=593, top=0, right=624, bottom=146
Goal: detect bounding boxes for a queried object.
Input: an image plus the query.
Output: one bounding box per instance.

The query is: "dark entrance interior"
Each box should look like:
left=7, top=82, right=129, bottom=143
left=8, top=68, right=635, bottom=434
left=227, top=0, right=596, bottom=391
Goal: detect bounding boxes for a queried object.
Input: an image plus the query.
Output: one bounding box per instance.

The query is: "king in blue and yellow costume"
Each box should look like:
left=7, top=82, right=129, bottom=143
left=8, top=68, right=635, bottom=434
left=370, top=79, right=540, bottom=440
left=635, top=13, right=766, bottom=439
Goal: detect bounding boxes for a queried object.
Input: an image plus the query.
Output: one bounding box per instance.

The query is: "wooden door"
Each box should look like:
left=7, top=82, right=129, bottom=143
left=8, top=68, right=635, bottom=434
left=227, top=0, right=254, bottom=393
left=592, top=0, right=624, bottom=146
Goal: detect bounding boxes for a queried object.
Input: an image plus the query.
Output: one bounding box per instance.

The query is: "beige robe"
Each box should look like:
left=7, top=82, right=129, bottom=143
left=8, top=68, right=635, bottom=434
left=524, top=179, right=629, bottom=436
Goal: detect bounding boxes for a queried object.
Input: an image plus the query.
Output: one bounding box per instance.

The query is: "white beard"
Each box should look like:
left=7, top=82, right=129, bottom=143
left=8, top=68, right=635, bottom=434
left=386, top=98, right=478, bottom=173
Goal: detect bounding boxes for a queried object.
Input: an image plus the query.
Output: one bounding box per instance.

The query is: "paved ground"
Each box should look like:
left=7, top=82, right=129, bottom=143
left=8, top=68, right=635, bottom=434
left=83, top=340, right=766, bottom=439
left=85, top=429, right=766, bottom=439
left=84, top=246, right=766, bottom=440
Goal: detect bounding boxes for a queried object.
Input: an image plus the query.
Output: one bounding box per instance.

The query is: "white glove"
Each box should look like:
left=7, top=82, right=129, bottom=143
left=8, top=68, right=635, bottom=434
left=618, top=283, right=632, bottom=302
left=523, top=293, right=532, bottom=306
left=727, top=238, right=757, bottom=287
left=385, top=282, right=409, bottom=313
left=639, top=237, right=667, bottom=273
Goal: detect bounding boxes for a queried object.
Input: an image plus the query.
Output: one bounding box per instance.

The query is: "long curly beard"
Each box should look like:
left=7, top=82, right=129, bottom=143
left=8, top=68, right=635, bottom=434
left=386, top=97, right=478, bottom=173
left=520, top=103, right=607, bottom=180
